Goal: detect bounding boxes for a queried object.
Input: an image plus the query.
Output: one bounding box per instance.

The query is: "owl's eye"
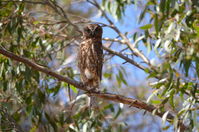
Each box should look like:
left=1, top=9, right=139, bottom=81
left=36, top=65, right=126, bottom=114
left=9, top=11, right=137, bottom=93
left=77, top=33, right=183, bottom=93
left=86, top=28, right=90, bottom=32
left=84, top=28, right=90, bottom=33
left=95, top=27, right=100, bottom=31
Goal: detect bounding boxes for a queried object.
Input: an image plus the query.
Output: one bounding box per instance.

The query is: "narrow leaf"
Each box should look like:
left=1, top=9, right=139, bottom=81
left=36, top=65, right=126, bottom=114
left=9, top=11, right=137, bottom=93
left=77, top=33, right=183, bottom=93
left=140, top=24, right=153, bottom=30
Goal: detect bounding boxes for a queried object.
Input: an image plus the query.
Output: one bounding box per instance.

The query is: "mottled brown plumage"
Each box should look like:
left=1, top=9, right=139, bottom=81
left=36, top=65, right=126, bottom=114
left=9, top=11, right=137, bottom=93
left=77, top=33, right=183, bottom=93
left=78, top=24, right=103, bottom=108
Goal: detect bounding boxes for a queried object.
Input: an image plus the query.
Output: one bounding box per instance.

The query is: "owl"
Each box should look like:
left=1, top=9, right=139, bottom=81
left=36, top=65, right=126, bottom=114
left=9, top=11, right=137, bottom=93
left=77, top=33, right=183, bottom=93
left=78, top=24, right=103, bottom=108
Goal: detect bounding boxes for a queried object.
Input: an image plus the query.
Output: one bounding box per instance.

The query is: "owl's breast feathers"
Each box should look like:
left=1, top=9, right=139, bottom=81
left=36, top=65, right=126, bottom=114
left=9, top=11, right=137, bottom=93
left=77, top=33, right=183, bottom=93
left=78, top=38, right=103, bottom=86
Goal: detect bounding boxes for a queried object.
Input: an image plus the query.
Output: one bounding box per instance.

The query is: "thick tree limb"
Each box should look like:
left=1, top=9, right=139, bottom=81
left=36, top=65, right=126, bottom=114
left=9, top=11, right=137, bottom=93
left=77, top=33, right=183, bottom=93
left=0, top=47, right=84, bottom=90
left=0, top=47, right=187, bottom=131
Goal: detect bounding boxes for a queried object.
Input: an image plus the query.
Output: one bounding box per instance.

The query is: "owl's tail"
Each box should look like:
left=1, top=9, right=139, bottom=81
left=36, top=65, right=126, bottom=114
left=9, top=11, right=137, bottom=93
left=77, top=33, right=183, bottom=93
left=90, top=96, right=98, bottom=109
left=88, top=84, right=99, bottom=109
left=87, top=81, right=100, bottom=109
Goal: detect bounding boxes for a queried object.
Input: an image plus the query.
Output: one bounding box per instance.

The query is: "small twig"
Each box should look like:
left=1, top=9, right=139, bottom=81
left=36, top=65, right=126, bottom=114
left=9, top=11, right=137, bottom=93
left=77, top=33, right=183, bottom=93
left=2, top=0, right=82, bottom=34
left=103, top=45, right=129, bottom=63
left=45, top=0, right=82, bottom=34
left=37, top=20, right=68, bottom=26
left=103, top=37, right=127, bottom=44
left=1, top=0, right=47, bottom=5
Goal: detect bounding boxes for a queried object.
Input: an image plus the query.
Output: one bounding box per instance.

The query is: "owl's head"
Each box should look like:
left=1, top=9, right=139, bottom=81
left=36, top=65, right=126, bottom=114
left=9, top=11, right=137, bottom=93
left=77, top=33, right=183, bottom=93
left=83, top=24, right=103, bottom=39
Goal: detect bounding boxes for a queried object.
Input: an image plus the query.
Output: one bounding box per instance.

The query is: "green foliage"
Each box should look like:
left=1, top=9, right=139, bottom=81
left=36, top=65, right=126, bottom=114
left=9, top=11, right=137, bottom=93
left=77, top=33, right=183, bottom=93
left=136, top=0, right=199, bottom=131
left=102, top=0, right=132, bottom=20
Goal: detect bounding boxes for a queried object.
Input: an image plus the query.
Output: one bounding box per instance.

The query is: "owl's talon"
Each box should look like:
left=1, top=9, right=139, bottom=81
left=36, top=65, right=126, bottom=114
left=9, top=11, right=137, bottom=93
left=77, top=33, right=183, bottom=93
left=86, top=87, right=94, bottom=91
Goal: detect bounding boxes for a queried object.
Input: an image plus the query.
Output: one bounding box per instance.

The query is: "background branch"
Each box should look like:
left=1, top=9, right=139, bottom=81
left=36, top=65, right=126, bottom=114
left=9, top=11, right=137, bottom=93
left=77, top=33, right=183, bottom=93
left=45, top=0, right=82, bottom=33
left=2, top=0, right=82, bottom=33
left=103, top=46, right=146, bottom=71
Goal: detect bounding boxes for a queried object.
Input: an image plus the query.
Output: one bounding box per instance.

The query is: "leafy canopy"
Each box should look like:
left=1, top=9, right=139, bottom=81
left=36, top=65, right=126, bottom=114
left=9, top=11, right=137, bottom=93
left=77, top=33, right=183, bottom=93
left=0, top=0, right=199, bottom=131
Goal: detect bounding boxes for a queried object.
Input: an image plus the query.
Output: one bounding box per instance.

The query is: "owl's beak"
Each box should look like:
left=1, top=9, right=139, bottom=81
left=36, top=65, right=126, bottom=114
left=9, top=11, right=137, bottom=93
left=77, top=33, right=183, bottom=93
left=91, top=32, right=94, bottom=36
left=90, top=29, right=96, bottom=36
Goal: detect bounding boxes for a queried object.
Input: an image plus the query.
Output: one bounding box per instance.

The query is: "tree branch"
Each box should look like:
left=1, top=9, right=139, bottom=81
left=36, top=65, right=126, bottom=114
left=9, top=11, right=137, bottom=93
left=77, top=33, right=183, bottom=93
left=103, top=46, right=146, bottom=71
left=45, top=0, right=82, bottom=34
left=103, top=37, right=127, bottom=44
left=0, top=47, right=187, bottom=131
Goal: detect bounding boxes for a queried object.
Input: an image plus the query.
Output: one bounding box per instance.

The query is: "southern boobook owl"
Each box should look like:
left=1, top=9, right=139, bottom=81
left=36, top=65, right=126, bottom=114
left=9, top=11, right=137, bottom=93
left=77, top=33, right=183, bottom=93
left=78, top=24, right=103, bottom=108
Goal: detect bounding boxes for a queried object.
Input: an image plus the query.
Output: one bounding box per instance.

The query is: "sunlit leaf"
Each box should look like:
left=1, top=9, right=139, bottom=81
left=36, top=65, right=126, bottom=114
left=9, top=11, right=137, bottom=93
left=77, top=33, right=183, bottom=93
left=140, top=24, right=153, bottom=30
left=70, top=85, right=78, bottom=94
left=162, top=111, right=170, bottom=125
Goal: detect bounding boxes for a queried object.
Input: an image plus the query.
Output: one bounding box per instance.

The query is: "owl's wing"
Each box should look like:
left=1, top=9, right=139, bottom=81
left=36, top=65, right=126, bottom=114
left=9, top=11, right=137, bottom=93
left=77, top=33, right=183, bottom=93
left=77, top=42, right=85, bottom=73
left=96, top=42, right=103, bottom=81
